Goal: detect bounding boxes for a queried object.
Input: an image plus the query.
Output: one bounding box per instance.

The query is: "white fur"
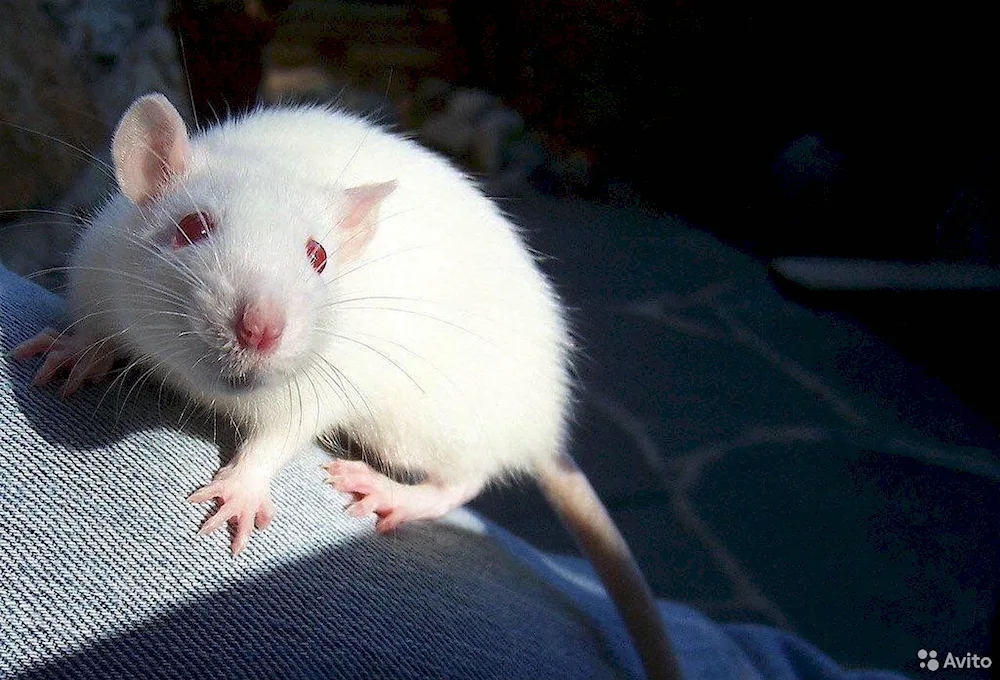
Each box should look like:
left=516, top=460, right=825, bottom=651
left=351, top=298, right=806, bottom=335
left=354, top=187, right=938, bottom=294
left=69, top=102, right=573, bottom=486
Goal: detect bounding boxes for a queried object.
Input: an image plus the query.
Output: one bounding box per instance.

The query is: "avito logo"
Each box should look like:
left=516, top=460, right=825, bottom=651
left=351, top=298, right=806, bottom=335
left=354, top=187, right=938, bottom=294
left=918, top=649, right=992, bottom=672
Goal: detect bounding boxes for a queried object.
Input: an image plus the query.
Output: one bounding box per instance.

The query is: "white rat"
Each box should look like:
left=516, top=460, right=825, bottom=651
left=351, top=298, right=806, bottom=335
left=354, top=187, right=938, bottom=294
left=14, top=93, right=679, bottom=679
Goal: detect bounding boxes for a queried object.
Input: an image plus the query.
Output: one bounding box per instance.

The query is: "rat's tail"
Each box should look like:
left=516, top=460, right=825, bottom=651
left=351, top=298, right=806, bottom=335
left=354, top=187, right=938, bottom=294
left=535, top=453, right=682, bottom=680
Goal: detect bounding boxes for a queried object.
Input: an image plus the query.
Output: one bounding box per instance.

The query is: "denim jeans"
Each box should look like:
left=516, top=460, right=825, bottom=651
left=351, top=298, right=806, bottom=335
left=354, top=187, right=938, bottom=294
left=0, top=264, right=907, bottom=679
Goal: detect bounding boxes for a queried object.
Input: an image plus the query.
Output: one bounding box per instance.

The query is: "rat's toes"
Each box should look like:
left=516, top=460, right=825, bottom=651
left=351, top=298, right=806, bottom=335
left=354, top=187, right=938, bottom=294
left=189, top=468, right=275, bottom=554
left=232, top=512, right=256, bottom=555
left=61, top=350, right=115, bottom=395
left=331, top=474, right=376, bottom=495
left=375, top=512, right=404, bottom=534
left=187, top=481, right=225, bottom=505
left=333, top=459, right=381, bottom=478
left=199, top=503, right=238, bottom=535
left=323, top=460, right=378, bottom=494
left=33, top=350, right=74, bottom=386
left=16, top=330, right=115, bottom=393
left=255, top=498, right=276, bottom=529
left=11, top=328, right=59, bottom=359
left=346, top=493, right=383, bottom=517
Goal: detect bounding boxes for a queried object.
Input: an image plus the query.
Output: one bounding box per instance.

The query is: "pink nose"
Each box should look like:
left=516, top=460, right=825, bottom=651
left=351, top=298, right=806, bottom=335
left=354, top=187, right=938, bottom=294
left=235, top=299, right=286, bottom=354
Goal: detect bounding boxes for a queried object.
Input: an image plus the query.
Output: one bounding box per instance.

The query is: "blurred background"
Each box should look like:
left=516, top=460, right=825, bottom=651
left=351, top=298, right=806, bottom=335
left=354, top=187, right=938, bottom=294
left=2, top=0, right=998, bottom=675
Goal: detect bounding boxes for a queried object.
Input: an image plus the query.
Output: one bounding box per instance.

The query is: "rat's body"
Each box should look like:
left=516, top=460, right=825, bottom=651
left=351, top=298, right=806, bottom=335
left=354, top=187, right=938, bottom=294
left=15, top=94, right=679, bottom=679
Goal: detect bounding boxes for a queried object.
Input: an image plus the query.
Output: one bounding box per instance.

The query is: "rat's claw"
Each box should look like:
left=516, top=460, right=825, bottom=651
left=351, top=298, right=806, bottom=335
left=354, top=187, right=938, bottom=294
left=231, top=512, right=255, bottom=556
left=33, top=349, right=74, bottom=387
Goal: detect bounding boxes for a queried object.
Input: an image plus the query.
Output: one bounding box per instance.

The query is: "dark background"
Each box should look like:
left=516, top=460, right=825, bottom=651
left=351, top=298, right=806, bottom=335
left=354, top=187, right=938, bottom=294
left=175, top=1, right=1000, bottom=261
left=174, top=0, right=1000, bottom=255
left=452, top=2, right=999, bottom=261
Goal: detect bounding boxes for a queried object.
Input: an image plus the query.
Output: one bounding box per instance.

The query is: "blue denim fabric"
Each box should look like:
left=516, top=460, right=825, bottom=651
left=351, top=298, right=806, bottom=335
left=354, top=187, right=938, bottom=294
left=0, top=264, right=908, bottom=679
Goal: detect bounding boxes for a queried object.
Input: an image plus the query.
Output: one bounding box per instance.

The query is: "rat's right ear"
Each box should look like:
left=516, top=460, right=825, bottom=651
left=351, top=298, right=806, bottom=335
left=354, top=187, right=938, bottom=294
left=111, top=93, right=190, bottom=206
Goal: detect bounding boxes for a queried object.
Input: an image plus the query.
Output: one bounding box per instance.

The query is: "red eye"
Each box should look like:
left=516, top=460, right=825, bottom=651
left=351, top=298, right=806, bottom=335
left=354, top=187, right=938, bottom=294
left=306, top=238, right=327, bottom=274
left=174, top=211, right=214, bottom=248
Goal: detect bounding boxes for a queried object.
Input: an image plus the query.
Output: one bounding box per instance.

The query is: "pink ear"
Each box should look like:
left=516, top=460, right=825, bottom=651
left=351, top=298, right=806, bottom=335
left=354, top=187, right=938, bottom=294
left=337, top=180, right=398, bottom=261
left=111, top=93, right=190, bottom=205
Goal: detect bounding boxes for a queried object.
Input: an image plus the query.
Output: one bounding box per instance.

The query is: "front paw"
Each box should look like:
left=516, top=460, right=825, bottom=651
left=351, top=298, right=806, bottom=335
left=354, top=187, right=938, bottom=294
left=188, top=465, right=277, bottom=555
left=12, top=327, right=115, bottom=397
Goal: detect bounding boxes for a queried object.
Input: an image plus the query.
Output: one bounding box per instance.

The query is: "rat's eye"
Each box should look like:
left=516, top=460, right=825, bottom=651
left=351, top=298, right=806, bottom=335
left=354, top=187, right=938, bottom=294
left=174, top=211, right=214, bottom=248
left=306, top=238, right=327, bottom=274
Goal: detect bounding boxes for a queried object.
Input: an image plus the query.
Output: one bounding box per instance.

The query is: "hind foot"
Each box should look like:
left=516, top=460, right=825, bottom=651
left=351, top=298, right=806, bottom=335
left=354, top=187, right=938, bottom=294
left=323, top=459, right=482, bottom=534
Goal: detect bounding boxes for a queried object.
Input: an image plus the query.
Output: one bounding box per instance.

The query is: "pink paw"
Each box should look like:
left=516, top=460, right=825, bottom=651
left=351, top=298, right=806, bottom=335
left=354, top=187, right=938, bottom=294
left=12, top=328, right=114, bottom=397
left=324, top=459, right=406, bottom=534
left=323, top=459, right=477, bottom=534
left=189, top=465, right=276, bottom=555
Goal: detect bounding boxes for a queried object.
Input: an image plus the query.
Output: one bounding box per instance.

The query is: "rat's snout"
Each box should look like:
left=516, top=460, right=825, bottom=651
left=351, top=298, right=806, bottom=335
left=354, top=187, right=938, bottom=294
left=234, top=298, right=286, bottom=354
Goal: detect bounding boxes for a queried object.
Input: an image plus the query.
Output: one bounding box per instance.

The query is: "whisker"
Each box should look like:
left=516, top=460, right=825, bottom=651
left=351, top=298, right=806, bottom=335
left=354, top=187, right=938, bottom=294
left=322, top=223, right=430, bottom=286
left=321, top=327, right=458, bottom=392
left=0, top=208, right=88, bottom=220
left=326, top=304, right=493, bottom=345
left=0, top=121, right=116, bottom=181
left=309, top=351, right=374, bottom=423
left=24, top=264, right=190, bottom=306
left=176, top=33, right=201, bottom=133
left=326, top=332, right=424, bottom=394
left=113, top=348, right=190, bottom=426
left=302, top=369, right=323, bottom=436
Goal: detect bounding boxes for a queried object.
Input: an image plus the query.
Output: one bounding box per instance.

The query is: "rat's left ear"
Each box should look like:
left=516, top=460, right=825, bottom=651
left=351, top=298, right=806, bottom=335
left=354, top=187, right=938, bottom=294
left=336, top=180, right=398, bottom=261
left=112, top=93, right=191, bottom=206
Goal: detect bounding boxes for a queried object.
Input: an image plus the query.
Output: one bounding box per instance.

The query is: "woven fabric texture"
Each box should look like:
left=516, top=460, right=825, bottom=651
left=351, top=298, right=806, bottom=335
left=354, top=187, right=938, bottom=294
left=0, top=264, right=906, bottom=680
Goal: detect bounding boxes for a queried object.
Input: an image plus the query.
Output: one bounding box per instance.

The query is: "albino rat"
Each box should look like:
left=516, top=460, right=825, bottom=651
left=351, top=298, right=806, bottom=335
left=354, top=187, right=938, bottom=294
left=14, top=93, right=679, bottom=679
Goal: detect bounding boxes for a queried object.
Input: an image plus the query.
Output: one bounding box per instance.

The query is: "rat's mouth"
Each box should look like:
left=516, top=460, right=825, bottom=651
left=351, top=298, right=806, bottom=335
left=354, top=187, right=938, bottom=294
left=224, top=372, right=260, bottom=391
left=205, top=364, right=271, bottom=395
left=212, top=361, right=293, bottom=395
left=189, top=329, right=296, bottom=396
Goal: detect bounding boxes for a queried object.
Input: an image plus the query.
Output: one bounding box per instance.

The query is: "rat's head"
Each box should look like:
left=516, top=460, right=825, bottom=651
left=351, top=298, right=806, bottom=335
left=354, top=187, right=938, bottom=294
left=110, top=93, right=396, bottom=398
